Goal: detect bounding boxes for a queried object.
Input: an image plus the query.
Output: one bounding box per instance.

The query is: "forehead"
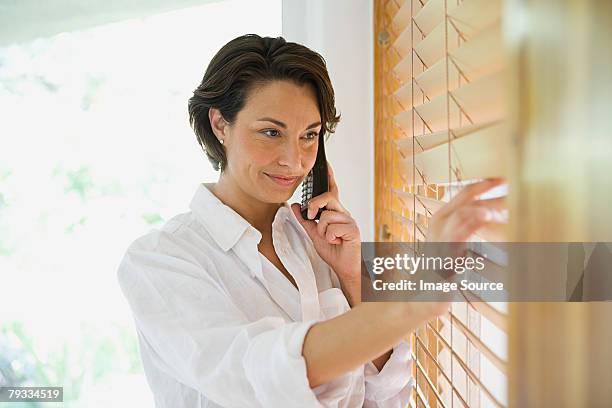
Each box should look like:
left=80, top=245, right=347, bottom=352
left=239, top=80, right=321, bottom=124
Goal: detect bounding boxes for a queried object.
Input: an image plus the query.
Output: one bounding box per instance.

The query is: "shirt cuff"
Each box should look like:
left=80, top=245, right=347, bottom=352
left=364, top=338, right=415, bottom=403
left=243, top=319, right=324, bottom=408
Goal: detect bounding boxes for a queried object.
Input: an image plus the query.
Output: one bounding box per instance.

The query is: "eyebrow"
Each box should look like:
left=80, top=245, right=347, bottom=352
left=257, top=117, right=321, bottom=130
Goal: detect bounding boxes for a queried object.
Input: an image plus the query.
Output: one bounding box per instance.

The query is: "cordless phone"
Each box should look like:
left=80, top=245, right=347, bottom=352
left=300, top=133, right=329, bottom=221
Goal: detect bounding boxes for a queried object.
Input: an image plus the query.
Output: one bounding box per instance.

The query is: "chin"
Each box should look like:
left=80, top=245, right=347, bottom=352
left=263, top=187, right=296, bottom=204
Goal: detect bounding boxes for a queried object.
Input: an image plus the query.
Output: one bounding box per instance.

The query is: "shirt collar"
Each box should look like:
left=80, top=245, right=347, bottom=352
left=189, top=183, right=296, bottom=252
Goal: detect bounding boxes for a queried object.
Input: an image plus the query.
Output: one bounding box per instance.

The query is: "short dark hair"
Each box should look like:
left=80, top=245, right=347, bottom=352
left=188, top=34, right=341, bottom=172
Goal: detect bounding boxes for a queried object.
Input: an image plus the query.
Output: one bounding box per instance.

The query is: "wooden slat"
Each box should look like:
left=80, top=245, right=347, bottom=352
left=413, top=21, right=447, bottom=67
left=413, top=90, right=447, bottom=132
left=409, top=71, right=504, bottom=134
left=466, top=240, right=508, bottom=263
left=391, top=0, right=412, bottom=31
left=400, top=121, right=507, bottom=185
left=392, top=110, right=413, bottom=134
left=449, top=313, right=507, bottom=375
left=414, top=23, right=504, bottom=97
left=394, top=128, right=449, bottom=157
left=393, top=80, right=412, bottom=108
left=410, top=0, right=501, bottom=69
left=392, top=212, right=427, bottom=241
left=414, top=0, right=444, bottom=36
left=461, top=264, right=507, bottom=295
left=426, top=321, right=506, bottom=407
left=413, top=378, right=432, bottom=408
left=450, top=23, right=504, bottom=83
left=448, top=0, right=502, bottom=38
left=391, top=23, right=412, bottom=56
left=414, top=335, right=471, bottom=408
left=394, top=122, right=500, bottom=166
left=463, top=290, right=508, bottom=333
left=392, top=54, right=412, bottom=83
left=414, top=356, right=448, bottom=407
left=414, top=57, right=446, bottom=99
left=394, top=189, right=446, bottom=216
left=451, top=70, right=505, bottom=125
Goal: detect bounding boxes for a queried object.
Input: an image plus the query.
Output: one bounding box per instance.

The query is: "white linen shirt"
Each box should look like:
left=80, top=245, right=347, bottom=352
left=117, top=182, right=415, bottom=408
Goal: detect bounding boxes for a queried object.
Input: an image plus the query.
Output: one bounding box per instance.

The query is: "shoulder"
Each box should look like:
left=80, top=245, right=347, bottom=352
left=122, top=211, right=197, bottom=258
left=116, top=210, right=220, bottom=288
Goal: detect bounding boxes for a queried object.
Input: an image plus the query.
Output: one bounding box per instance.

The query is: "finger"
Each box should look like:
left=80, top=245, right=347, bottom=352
left=437, top=178, right=506, bottom=218
left=446, top=205, right=506, bottom=241
left=325, top=223, right=360, bottom=245
left=291, top=203, right=318, bottom=238
left=307, top=192, right=346, bottom=218
left=447, top=216, right=489, bottom=242
left=474, top=196, right=506, bottom=211
left=474, top=196, right=508, bottom=222
left=317, top=210, right=354, bottom=238
left=459, top=196, right=509, bottom=225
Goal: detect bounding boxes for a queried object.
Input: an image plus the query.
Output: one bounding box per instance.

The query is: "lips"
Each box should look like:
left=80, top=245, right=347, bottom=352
left=264, top=173, right=299, bottom=186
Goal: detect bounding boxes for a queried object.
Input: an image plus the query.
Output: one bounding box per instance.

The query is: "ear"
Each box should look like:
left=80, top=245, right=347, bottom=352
left=208, top=107, right=229, bottom=140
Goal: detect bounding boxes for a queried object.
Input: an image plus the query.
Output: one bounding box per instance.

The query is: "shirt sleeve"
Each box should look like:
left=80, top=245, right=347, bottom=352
left=325, top=259, right=414, bottom=407
left=363, top=338, right=415, bottom=408
left=117, top=232, right=324, bottom=408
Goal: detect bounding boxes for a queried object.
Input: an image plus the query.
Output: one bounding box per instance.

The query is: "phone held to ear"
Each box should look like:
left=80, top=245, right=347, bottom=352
left=300, top=133, right=329, bottom=221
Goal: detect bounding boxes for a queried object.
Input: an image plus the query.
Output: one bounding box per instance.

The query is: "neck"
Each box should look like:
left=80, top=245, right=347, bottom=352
left=210, top=172, right=282, bottom=235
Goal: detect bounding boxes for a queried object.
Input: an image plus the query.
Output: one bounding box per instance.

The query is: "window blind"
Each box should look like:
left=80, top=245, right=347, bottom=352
left=374, top=0, right=509, bottom=406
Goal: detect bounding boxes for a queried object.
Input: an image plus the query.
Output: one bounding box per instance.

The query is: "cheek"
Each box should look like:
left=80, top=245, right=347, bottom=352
left=248, top=148, right=276, bottom=172
left=230, top=135, right=269, bottom=167
left=235, top=142, right=276, bottom=176
left=305, top=148, right=318, bottom=168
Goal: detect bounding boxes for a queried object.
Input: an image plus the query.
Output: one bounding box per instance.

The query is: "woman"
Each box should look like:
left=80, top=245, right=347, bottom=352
left=117, top=34, right=505, bottom=408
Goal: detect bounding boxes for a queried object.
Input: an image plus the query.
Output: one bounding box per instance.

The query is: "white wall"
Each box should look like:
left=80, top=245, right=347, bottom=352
left=282, top=0, right=375, bottom=241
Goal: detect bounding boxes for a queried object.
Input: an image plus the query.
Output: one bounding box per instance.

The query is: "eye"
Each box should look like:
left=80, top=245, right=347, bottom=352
left=303, top=131, right=319, bottom=141
left=261, top=129, right=281, bottom=137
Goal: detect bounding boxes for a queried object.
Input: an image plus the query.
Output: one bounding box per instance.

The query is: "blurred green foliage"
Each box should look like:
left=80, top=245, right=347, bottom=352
left=0, top=321, right=143, bottom=408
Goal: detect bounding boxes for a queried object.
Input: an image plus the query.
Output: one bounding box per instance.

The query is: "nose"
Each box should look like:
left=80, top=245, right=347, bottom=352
left=277, top=138, right=303, bottom=170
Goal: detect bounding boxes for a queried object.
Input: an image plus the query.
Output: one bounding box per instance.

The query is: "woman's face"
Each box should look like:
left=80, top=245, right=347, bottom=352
left=212, top=80, right=322, bottom=204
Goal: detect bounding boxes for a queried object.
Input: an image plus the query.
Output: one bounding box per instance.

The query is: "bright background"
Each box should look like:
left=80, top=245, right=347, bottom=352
left=0, top=1, right=281, bottom=406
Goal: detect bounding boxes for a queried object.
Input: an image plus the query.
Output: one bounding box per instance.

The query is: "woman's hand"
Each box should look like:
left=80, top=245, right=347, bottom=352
left=417, top=178, right=508, bottom=312
left=291, top=163, right=361, bottom=287
left=424, top=178, right=507, bottom=265
left=426, top=178, right=507, bottom=243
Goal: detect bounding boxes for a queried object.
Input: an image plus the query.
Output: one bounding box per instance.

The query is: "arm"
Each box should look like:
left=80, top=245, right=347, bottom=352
left=302, top=300, right=439, bottom=388
left=340, top=280, right=414, bottom=407
left=334, top=264, right=394, bottom=373
left=312, top=273, right=420, bottom=408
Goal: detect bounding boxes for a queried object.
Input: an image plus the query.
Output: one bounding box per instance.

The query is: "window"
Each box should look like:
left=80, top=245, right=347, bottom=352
left=0, top=1, right=281, bottom=405
left=374, top=0, right=508, bottom=406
